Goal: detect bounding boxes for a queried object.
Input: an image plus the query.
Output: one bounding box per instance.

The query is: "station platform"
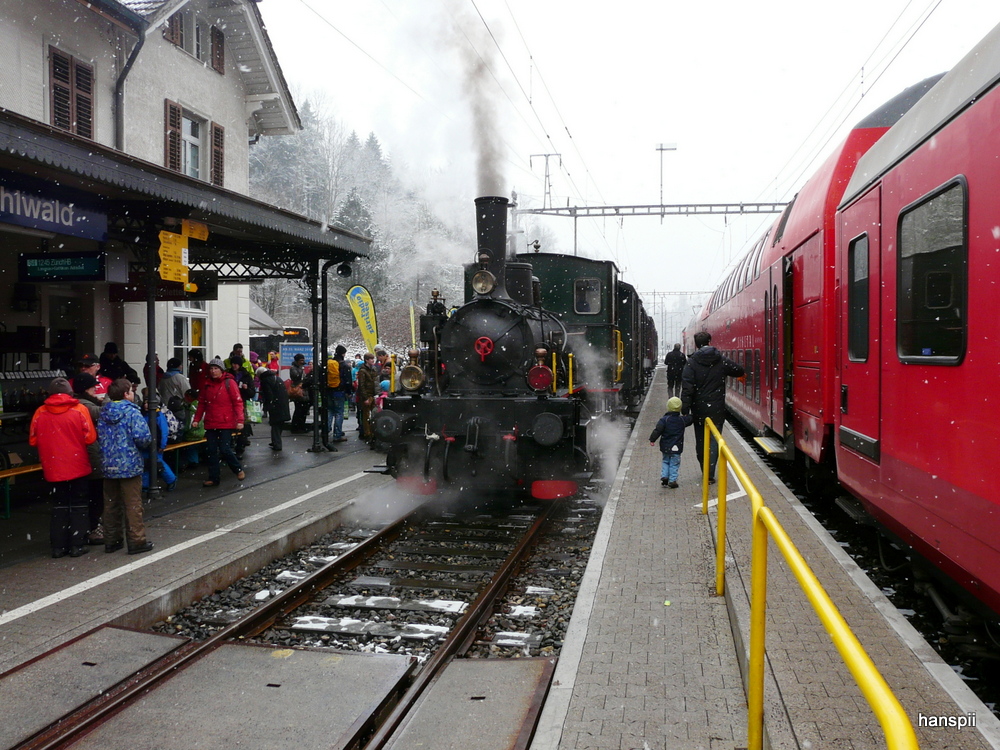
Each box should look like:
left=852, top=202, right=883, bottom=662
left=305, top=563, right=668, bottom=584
left=0, top=430, right=396, bottom=676
left=530, top=368, right=1000, bottom=750
left=2, top=374, right=999, bottom=750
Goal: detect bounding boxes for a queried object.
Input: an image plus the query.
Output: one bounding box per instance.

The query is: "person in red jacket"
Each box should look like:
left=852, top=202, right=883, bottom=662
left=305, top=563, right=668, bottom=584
left=192, top=358, right=245, bottom=487
left=29, top=377, right=98, bottom=558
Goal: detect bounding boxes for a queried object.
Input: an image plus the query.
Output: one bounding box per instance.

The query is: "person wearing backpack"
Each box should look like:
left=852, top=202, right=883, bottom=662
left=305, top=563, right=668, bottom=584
left=325, top=344, right=353, bottom=444
left=157, top=357, right=190, bottom=411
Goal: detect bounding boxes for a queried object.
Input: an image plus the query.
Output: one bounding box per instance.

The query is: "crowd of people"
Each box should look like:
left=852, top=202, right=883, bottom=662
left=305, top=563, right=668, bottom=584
left=29, top=340, right=401, bottom=560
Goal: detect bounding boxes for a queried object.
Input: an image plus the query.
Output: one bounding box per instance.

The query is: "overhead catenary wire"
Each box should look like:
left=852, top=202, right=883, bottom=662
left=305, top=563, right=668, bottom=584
left=709, top=0, right=946, bottom=285
left=757, top=0, right=943, bottom=204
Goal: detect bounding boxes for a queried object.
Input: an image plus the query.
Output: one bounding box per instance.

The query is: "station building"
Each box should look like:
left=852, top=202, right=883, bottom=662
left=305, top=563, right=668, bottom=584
left=0, top=0, right=366, bottom=409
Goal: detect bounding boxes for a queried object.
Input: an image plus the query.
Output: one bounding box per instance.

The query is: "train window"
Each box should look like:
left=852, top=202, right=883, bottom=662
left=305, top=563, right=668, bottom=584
left=847, top=234, right=869, bottom=361
left=574, top=279, right=601, bottom=314
left=754, top=349, right=761, bottom=403
left=752, top=232, right=768, bottom=279
left=745, top=349, right=752, bottom=397
left=772, top=195, right=796, bottom=246
left=897, top=182, right=966, bottom=362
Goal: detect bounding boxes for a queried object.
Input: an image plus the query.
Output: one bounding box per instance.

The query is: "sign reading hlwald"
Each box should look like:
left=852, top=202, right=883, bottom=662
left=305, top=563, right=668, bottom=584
left=0, top=183, right=107, bottom=241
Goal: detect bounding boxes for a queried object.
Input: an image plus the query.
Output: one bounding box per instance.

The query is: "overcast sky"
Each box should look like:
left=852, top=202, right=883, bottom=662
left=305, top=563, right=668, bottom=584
left=258, top=0, right=1000, bottom=342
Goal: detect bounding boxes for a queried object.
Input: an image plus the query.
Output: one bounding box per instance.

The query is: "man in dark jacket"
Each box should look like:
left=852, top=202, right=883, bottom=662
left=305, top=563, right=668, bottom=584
left=257, top=367, right=290, bottom=451
left=680, top=331, right=745, bottom=484
left=356, top=352, right=378, bottom=446
left=664, top=343, right=686, bottom=397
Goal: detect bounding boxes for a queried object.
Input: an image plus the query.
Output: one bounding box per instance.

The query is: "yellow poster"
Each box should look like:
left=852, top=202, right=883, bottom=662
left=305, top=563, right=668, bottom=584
left=347, top=285, right=378, bottom=354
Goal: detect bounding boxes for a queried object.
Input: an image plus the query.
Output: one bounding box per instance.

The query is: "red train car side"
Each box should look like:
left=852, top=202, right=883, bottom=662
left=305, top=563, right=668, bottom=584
left=695, top=21, right=1000, bottom=620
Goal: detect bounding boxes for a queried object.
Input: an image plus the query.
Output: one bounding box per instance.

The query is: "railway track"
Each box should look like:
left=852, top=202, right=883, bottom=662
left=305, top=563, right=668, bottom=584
left=9, top=492, right=602, bottom=750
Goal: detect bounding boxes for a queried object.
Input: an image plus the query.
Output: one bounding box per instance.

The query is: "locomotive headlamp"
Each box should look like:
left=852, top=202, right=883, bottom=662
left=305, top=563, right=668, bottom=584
left=527, top=364, right=554, bottom=392
left=400, top=364, right=425, bottom=391
left=472, top=270, right=496, bottom=295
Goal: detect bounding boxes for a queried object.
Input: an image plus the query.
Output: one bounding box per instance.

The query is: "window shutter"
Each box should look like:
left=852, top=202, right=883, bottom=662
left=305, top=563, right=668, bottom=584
left=50, top=48, right=73, bottom=132
left=50, top=47, right=94, bottom=139
left=211, top=26, right=225, bottom=74
left=165, top=100, right=182, bottom=172
left=164, top=12, right=182, bottom=46
left=73, top=60, right=94, bottom=139
left=210, top=122, right=225, bottom=186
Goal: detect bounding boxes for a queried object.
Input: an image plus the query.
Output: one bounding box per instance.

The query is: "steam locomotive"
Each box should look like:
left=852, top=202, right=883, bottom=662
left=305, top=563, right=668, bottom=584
left=374, top=196, right=655, bottom=499
left=691, top=20, right=1000, bottom=622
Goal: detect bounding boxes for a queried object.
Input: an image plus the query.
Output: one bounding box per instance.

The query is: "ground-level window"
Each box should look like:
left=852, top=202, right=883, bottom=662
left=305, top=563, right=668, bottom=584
left=174, top=301, right=207, bottom=368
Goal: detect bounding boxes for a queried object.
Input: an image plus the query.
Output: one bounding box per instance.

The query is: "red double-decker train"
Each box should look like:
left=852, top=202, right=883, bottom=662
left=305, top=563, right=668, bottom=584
left=691, top=22, right=1000, bottom=622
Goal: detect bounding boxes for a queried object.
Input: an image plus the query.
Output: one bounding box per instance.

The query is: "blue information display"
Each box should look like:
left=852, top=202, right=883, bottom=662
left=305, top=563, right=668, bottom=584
left=279, top=343, right=313, bottom=367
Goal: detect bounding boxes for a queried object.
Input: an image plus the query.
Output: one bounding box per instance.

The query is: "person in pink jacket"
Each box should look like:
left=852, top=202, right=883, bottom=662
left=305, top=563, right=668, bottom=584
left=192, top=358, right=245, bottom=487
left=29, top=377, right=97, bottom=557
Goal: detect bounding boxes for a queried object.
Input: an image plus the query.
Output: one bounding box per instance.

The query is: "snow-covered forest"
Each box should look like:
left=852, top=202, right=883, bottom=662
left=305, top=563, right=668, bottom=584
left=248, top=98, right=471, bottom=352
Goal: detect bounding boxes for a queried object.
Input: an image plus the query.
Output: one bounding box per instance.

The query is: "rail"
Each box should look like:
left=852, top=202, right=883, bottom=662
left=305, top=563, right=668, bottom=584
left=699, top=418, right=918, bottom=750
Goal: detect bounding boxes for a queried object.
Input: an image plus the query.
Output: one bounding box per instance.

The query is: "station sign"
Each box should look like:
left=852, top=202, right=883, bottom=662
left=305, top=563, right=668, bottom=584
left=181, top=219, right=209, bottom=240
left=18, top=251, right=128, bottom=283
left=0, top=173, right=107, bottom=241
left=158, top=230, right=189, bottom=265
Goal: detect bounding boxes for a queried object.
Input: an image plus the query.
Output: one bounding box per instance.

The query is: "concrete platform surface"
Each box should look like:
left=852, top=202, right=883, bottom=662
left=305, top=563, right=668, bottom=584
left=531, top=367, right=1000, bottom=750
left=71, top=644, right=413, bottom=750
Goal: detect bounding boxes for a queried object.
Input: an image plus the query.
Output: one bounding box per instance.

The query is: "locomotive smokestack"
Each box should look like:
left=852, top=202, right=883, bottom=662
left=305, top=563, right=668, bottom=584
left=475, top=195, right=510, bottom=298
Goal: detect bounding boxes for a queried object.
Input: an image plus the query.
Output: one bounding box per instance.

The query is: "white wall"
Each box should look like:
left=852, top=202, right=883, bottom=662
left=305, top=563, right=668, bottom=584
left=0, top=0, right=120, bottom=148
left=0, top=0, right=282, bottom=371
left=124, top=0, right=250, bottom=193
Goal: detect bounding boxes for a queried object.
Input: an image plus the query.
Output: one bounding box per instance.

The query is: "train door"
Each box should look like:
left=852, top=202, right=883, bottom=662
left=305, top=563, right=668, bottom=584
left=837, top=188, right=881, bottom=462
left=763, top=263, right=787, bottom=441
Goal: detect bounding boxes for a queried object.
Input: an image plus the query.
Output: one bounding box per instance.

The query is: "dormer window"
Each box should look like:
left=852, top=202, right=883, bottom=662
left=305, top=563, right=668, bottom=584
left=164, top=11, right=225, bottom=74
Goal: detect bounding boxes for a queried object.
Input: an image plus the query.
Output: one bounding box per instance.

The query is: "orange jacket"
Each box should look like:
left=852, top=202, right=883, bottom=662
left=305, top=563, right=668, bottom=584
left=28, top=394, right=97, bottom=482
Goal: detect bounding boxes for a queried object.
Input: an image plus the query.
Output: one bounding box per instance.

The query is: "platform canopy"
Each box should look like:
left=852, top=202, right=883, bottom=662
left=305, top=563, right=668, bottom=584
left=0, top=108, right=370, bottom=280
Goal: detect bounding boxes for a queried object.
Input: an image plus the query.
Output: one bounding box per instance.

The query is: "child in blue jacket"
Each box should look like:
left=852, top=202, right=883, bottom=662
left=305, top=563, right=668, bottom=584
left=649, top=397, right=693, bottom=488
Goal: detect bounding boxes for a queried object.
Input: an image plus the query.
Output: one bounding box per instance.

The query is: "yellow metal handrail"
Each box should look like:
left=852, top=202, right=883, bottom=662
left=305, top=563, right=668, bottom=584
left=700, top=418, right=918, bottom=750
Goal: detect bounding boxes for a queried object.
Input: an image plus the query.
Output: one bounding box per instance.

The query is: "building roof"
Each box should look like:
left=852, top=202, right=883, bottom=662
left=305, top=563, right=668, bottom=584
left=249, top=299, right=283, bottom=333
left=117, top=0, right=300, bottom=134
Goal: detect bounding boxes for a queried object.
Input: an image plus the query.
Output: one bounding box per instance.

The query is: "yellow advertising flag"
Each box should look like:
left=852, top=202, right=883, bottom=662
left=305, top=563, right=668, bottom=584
left=347, top=285, right=378, bottom=354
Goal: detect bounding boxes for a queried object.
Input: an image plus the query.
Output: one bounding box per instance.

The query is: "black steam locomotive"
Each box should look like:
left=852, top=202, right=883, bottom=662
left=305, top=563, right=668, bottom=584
left=374, top=196, right=655, bottom=499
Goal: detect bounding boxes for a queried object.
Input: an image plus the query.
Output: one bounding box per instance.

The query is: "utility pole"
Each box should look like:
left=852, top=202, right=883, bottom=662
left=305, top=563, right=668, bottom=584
left=657, top=143, right=677, bottom=224
left=530, top=153, right=562, bottom=209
